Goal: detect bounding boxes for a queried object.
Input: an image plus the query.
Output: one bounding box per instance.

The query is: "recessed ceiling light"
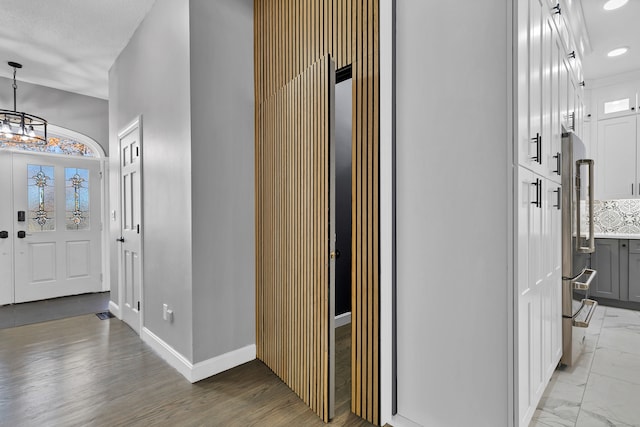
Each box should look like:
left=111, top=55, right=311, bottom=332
left=608, top=47, right=629, bottom=57
left=603, top=0, right=628, bottom=11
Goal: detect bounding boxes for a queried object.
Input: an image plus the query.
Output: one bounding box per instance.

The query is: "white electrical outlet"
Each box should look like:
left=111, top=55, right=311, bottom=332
left=163, top=303, right=168, bottom=321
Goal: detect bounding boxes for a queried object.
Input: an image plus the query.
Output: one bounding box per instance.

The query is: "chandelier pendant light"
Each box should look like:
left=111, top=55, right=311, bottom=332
left=1, top=61, right=48, bottom=145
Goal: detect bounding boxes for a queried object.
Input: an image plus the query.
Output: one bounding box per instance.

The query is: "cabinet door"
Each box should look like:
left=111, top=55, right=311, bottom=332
left=542, top=18, right=554, bottom=179
left=549, top=35, right=562, bottom=182
left=545, top=181, right=563, bottom=370
left=559, top=55, right=569, bottom=133
left=517, top=166, right=544, bottom=424
left=596, top=116, right=637, bottom=199
left=592, top=239, right=620, bottom=300
left=567, top=72, right=576, bottom=132
left=528, top=0, right=545, bottom=175
left=629, top=252, right=640, bottom=303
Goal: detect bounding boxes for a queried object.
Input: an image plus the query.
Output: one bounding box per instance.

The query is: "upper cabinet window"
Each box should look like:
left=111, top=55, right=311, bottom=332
left=604, top=98, right=630, bottom=115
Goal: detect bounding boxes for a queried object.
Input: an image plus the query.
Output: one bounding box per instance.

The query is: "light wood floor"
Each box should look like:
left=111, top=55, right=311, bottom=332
left=0, top=314, right=375, bottom=426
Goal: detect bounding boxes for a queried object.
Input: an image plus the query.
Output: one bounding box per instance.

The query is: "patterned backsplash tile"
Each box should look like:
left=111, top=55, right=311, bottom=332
left=590, top=199, right=640, bottom=234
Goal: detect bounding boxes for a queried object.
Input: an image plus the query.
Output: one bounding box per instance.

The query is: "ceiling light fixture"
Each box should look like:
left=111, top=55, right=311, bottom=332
left=607, top=47, right=629, bottom=57
left=603, top=0, right=628, bottom=11
left=1, top=62, right=48, bottom=145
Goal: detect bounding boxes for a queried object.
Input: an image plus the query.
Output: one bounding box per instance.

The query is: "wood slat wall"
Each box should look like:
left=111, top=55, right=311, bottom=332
left=256, top=55, right=331, bottom=421
left=255, top=1, right=379, bottom=424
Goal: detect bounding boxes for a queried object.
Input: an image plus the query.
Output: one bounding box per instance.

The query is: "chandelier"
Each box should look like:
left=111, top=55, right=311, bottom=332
left=1, top=61, right=47, bottom=145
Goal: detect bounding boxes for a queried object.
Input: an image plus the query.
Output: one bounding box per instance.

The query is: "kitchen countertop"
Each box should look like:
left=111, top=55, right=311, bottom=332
left=594, top=233, right=640, bottom=240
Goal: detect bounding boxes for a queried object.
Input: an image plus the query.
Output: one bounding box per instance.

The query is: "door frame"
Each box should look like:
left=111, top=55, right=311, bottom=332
left=116, top=116, right=144, bottom=334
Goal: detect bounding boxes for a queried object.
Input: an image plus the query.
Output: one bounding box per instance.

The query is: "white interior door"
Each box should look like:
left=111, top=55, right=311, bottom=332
left=0, top=151, right=13, bottom=305
left=119, top=122, right=142, bottom=333
left=12, top=153, right=102, bottom=303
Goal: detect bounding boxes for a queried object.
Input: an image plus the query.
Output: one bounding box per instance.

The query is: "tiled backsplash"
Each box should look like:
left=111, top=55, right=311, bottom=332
left=591, top=199, right=640, bottom=234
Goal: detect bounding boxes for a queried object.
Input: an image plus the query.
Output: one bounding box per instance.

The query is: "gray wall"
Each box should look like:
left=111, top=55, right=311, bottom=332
left=394, top=2, right=511, bottom=425
left=0, top=77, right=108, bottom=154
left=109, top=0, right=194, bottom=360
left=189, top=0, right=255, bottom=363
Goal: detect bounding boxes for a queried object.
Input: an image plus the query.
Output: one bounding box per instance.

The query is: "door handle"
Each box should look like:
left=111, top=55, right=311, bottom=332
left=116, top=237, right=125, bottom=243
left=330, top=250, right=340, bottom=259
left=0, top=231, right=8, bottom=239
left=17, top=231, right=26, bottom=239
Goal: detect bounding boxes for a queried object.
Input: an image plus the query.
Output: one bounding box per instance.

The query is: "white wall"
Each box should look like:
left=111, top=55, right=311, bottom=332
left=393, top=1, right=512, bottom=426
left=189, top=0, right=256, bottom=364
left=109, top=0, right=194, bottom=360
left=0, top=77, right=108, bottom=154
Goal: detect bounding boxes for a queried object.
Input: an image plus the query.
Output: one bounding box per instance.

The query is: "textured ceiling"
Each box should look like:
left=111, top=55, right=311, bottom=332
left=0, top=0, right=156, bottom=99
left=581, top=0, right=640, bottom=80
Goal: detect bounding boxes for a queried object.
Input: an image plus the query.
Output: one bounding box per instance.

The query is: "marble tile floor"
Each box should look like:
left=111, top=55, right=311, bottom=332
left=531, top=305, right=640, bottom=427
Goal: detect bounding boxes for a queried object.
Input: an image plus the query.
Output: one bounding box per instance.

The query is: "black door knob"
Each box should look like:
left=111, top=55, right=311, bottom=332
left=0, top=231, right=8, bottom=239
left=116, top=237, right=125, bottom=242
left=17, top=231, right=26, bottom=239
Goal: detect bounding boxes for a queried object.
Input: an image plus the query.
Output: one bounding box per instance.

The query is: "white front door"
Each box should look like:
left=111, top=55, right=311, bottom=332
left=0, top=151, right=13, bottom=305
left=118, top=121, right=142, bottom=333
left=12, top=153, right=102, bottom=303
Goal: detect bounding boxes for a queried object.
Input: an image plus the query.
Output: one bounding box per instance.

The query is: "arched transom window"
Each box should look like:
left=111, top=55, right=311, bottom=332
left=0, top=125, right=104, bottom=158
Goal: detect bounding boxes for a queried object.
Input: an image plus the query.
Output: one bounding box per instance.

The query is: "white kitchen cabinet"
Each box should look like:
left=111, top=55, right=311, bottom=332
left=517, top=166, right=540, bottom=425
left=519, top=0, right=546, bottom=176
left=516, top=1, right=582, bottom=425
left=517, top=165, right=562, bottom=426
left=595, top=115, right=639, bottom=199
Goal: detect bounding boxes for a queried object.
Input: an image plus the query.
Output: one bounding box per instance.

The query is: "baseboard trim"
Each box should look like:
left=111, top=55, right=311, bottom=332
left=191, top=344, right=256, bottom=383
left=335, top=311, right=351, bottom=328
left=142, top=327, right=194, bottom=381
left=108, top=300, right=121, bottom=319
left=141, top=327, right=256, bottom=383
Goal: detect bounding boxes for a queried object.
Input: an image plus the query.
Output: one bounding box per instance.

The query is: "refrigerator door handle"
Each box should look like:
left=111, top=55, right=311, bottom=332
left=576, top=159, right=595, bottom=253
left=572, top=268, right=597, bottom=290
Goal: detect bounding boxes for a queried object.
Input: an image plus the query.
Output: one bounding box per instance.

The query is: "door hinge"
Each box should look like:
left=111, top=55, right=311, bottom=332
left=100, top=171, right=103, bottom=179
left=137, top=224, right=140, bottom=234
left=100, top=273, right=103, bottom=282
left=137, top=301, right=140, bottom=311
left=136, top=147, right=139, bottom=157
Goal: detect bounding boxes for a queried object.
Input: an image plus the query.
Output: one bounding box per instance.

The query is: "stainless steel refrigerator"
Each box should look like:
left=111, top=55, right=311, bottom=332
left=561, top=131, right=598, bottom=367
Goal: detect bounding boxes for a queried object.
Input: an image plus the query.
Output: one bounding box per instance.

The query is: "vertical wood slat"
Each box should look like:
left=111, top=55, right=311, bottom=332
left=255, top=1, right=379, bottom=424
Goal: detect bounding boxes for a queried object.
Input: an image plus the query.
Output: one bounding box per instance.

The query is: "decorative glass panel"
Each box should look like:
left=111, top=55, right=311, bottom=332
left=1, top=135, right=95, bottom=157
left=65, top=168, right=90, bottom=230
left=28, top=164, right=55, bottom=231
left=604, top=98, right=630, bottom=115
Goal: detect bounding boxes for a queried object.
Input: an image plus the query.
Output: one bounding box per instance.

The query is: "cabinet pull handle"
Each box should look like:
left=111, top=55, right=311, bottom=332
left=552, top=3, right=561, bottom=14
left=531, top=179, right=542, bottom=209
left=568, top=51, right=576, bottom=59
left=554, top=187, right=561, bottom=210
left=538, top=135, right=542, bottom=165
left=531, top=133, right=539, bottom=163
left=553, top=152, right=561, bottom=175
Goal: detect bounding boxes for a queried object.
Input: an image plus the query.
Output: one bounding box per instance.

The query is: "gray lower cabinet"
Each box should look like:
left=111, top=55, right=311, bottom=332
left=628, top=241, right=640, bottom=303
left=592, top=239, right=620, bottom=300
